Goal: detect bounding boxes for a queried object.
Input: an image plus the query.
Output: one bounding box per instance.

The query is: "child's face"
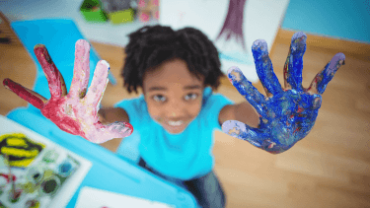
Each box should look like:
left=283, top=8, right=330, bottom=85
left=143, top=58, right=205, bottom=134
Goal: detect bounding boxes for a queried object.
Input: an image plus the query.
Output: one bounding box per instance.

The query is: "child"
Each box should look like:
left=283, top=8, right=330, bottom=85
left=3, top=24, right=345, bottom=208
left=99, top=25, right=259, bottom=207
left=97, top=25, right=345, bottom=206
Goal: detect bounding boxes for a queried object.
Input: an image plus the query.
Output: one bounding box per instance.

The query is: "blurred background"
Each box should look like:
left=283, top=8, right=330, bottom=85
left=2, top=0, right=369, bottom=44
left=0, top=0, right=369, bottom=208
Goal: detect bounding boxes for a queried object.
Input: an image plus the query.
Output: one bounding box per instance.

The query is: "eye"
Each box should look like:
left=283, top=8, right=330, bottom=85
left=153, top=95, right=166, bottom=102
left=184, top=93, right=198, bottom=101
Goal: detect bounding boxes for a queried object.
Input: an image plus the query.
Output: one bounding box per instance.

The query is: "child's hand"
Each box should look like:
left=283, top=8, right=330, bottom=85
left=222, top=32, right=345, bottom=154
left=3, top=40, right=133, bottom=143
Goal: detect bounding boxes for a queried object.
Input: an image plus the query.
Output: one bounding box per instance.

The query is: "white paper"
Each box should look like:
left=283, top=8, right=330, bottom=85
left=75, top=187, right=175, bottom=208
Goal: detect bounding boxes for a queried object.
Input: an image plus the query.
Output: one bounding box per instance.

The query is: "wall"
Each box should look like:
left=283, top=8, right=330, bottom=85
left=1, top=0, right=369, bottom=45
left=282, top=0, right=370, bottom=44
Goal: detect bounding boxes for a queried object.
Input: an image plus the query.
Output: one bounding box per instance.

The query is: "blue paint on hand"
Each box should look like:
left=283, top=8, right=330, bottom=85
left=222, top=32, right=345, bottom=154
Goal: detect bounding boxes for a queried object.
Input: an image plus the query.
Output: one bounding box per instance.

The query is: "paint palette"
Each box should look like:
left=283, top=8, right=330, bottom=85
left=0, top=133, right=80, bottom=208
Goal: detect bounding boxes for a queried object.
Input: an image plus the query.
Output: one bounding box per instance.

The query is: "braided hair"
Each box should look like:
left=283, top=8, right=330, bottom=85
left=122, top=25, right=225, bottom=94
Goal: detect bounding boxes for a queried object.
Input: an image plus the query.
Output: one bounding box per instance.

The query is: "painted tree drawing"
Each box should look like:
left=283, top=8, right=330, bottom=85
left=216, top=0, right=248, bottom=53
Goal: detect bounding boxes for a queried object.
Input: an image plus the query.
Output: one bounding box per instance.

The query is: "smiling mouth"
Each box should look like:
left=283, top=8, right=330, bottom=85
left=162, top=120, right=188, bottom=133
left=168, top=120, right=184, bottom=126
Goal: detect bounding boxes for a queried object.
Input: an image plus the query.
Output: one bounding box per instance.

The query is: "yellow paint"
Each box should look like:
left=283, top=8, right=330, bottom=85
left=0, top=133, right=45, bottom=167
left=2, top=147, right=39, bottom=158
left=6, top=138, right=27, bottom=147
left=43, top=169, right=54, bottom=179
left=30, top=201, right=41, bottom=208
left=8, top=158, right=35, bottom=167
left=0, top=133, right=25, bottom=142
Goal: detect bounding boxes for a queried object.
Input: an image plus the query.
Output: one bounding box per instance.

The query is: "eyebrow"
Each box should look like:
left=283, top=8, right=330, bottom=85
left=148, top=85, right=202, bottom=91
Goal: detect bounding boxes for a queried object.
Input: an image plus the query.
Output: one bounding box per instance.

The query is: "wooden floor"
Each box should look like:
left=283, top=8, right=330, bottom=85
left=1, top=29, right=370, bottom=208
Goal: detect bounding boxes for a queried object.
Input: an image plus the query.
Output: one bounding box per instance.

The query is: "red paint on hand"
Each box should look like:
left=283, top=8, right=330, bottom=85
left=3, top=40, right=133, bottom=143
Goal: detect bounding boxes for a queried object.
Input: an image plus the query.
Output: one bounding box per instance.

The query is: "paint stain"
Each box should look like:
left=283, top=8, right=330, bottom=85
left=228, top=127, right=240, bottom=135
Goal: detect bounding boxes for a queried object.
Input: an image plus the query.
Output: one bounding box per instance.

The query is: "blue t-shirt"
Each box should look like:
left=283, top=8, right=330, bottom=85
left=114, top=87, right=234, bottom=180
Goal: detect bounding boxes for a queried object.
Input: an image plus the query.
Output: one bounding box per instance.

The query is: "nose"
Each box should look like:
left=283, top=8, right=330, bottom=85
left=166, top=100, right=186, bottom=120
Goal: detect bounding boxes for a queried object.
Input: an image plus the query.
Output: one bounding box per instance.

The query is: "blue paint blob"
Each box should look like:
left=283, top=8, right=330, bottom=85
left=59, top=161, right=73, bottom=177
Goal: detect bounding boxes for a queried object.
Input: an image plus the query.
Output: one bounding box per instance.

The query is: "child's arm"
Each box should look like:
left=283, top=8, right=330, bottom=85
left=220, top=32, right=345, bottom=154
left=219, top=102, right=260, bottom=129
left=3, top=40, right=133, bottom=144
left=98, top=107, right=129, bottom=124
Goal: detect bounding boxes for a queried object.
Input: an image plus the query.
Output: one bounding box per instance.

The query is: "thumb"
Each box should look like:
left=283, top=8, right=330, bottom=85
left=86, top=121, right=134, bottom=144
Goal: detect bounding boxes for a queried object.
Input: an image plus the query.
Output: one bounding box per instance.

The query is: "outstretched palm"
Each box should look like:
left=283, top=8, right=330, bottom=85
left=3, top=40, right=133, bottom=143
left=222, top=32, right=345, bottom=154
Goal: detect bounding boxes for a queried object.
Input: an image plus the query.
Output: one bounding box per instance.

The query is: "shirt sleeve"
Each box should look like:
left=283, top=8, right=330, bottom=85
left=201, top=91, right=235, bottom=130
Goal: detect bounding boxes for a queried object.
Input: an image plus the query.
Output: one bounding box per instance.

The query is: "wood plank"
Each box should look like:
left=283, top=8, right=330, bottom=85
left=275, top=29, right=370, bottom=62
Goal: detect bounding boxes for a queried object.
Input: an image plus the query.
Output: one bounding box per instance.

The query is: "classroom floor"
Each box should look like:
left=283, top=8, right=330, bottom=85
left=1, top=29, right=370, bottom=208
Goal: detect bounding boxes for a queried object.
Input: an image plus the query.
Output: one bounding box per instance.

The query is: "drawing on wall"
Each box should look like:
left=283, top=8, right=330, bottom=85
left=216, top=0, right=248, bottom=53
left=159, top=0, right=291, bottom=82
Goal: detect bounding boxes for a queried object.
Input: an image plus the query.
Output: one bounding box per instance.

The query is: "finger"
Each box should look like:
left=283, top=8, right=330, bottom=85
left=227, top=67, right=272, bottom=119
left=283, top=32, right=307, bottom=91
left=3, top=78, right=47, bottom=109
left=222, top=120, right=283, bottom=153
left=84, top=60, right=110, bottom=110
left=307, top=53, right=345, bottom=94
left=68, top=39, right=90, bottom=99
left=252, top=40, right=283, bottom=96
left=34, top=45, right=67, bottom=99
left=88, top=121, right=133, bottom=144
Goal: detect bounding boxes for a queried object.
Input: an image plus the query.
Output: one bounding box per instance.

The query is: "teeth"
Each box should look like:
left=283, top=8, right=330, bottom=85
left=168, top=121, right=183, bottom=126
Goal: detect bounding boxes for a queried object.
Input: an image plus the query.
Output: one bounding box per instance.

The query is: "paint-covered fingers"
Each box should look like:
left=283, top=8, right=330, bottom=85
left=283, top=32, right=307, bottom=91
left=227, top=67, right=271, bottom=118
left=222, top=120, right=259, bottom=141
left=68, top=40, right=91, bottom=99
left=307, top=53, right=345, bottom=94
left=3, top=78, right=47, bottom=109
left=222, top=119, right=291, bottom=154
left=34, top=45, right=67, bottom=99
left=84, top=60, right=110, bottom=109
left=87, top=121, right=133, bottom=143
left=222, top=120, right=268, bottom=148
left=252, top=40, right=283, bottom=97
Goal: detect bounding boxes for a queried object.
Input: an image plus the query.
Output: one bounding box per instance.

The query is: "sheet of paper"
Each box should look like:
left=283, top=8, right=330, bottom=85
left=75, top=187, right=175, bottom=208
